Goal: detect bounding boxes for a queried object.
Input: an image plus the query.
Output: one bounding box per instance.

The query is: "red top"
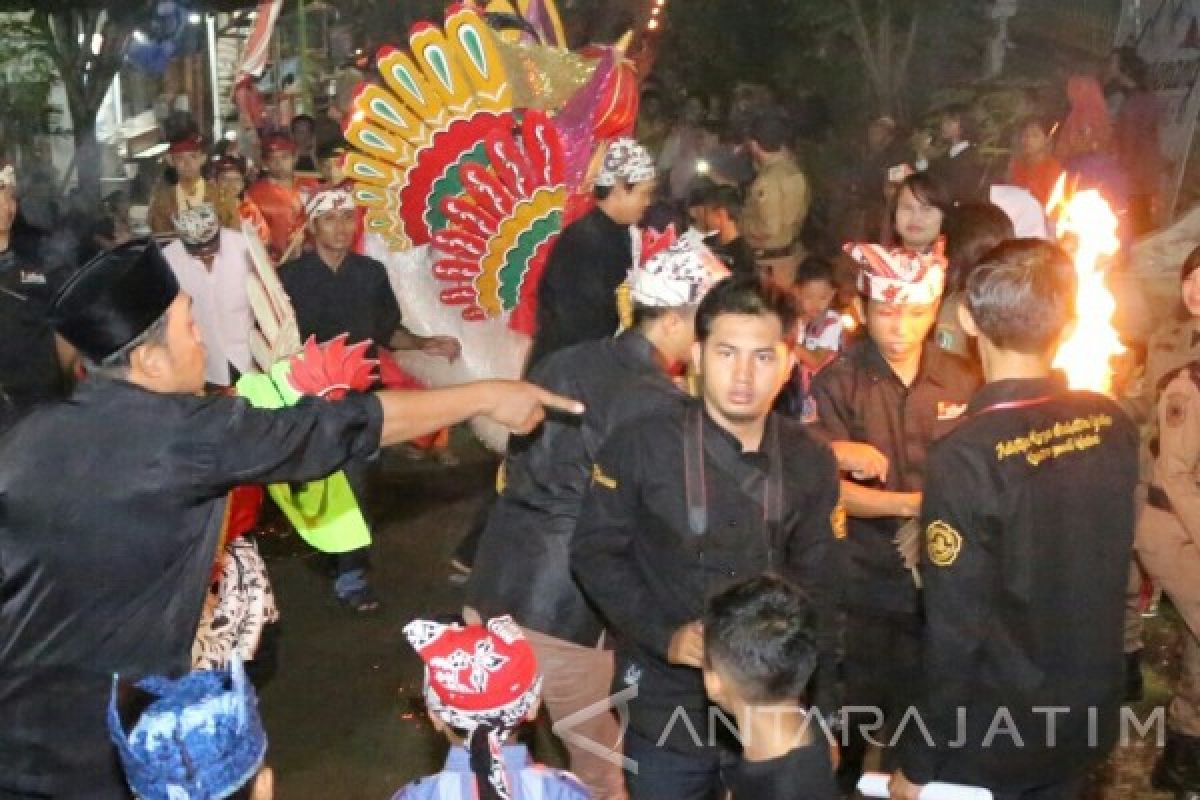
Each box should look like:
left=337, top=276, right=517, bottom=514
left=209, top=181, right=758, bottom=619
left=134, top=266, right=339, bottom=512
left=1008, top=156, right=1062, bottom=206
left=245, top=177, right=318, bottom=261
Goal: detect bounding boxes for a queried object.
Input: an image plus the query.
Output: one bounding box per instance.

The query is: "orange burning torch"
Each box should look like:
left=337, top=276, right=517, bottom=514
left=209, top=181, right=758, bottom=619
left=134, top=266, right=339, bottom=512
left=1045, top=174, right=1124, bottom=394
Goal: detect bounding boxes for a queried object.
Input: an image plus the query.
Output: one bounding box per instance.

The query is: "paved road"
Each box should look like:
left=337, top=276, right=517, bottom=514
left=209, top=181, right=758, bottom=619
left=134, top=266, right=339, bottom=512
left=257, top=442, right=517, bottom=799
left=256, top=439, right=1180, bottom=799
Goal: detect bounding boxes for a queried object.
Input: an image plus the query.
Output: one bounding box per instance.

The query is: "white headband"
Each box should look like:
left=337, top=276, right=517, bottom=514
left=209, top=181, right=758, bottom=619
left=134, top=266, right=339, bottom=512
left=173, top=202, right=221, bottom=248
left=595, top=138, right=656, bottom=187
left=630, top=229, right=729, bottom=308
left=304, top=188, right=355, bottom=221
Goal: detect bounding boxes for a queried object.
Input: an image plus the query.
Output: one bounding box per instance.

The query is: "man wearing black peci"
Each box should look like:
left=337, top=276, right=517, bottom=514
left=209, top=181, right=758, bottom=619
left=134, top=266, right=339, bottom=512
left=0, top=238, right=579, bottom=799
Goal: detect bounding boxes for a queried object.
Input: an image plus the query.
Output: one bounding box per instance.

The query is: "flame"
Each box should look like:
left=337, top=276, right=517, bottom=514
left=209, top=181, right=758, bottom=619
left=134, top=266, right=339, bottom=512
left=1047, top=176, right=1124, bottom=394
left=1045, top=173, right=1067, bottom=219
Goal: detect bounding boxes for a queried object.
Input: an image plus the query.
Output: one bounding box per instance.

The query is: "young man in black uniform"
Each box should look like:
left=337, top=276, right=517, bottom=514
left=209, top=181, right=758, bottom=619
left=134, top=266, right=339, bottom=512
left=890, top=240, right=1139, bottom=799
left=0, top=238, right=578, bottom=798
left=528, top=137, right=657, bottom=370
left=280, top=187, right=462, bottom=361
left=451, top=137, right=657, bottom=577
left=468, top=236, right=727, bottom=799
left=0, top=165, right=73, bottom=431
left=807, top=241, right=979, bottom=791
left=572, top=277, right=842, bottom=799
left=702, top=185, right=757, bottom=278
left=280, top=187, right=461, bottom=611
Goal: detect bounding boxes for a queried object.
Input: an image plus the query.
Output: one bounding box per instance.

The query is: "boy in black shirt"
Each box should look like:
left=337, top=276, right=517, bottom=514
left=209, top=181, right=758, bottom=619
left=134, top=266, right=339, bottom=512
left=890, top=239, right=1138, bottom=799
left=702, top=185, right=757, bottom=278
left=703, top=575, right=837, bottom=800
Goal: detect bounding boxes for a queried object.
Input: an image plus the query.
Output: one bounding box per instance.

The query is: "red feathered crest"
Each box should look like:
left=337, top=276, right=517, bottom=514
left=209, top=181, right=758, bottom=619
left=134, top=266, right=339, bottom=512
left=286, top=335, right=378, bottom=401
left=639, top=224, right=678, bottom=267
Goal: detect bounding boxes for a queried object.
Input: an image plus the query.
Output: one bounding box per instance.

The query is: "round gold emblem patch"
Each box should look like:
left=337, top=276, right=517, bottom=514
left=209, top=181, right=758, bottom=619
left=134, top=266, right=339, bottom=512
left=830, top=503, right=848, bottom=540
left=926, top=520, right=963, bottom=567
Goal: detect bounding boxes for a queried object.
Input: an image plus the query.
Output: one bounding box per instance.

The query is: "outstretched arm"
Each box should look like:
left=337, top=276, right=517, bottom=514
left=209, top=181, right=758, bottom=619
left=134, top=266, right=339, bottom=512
left=378, top=379, right=581, bottom=445
left=207, top=380, right=581, bottom=491
left=839, top=481, right=921, bottom=518
left=388, top=326, right=462, bottom=361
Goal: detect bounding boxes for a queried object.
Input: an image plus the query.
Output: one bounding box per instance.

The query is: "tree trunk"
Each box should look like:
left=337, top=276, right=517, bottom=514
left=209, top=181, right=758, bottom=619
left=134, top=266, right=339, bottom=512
left=892, top=11, right=920, bottom=122
left=846, top=0, right=887, bottom=114
left=983, top=0, right=1019, bottom=79
left=33, top=9, right=134, bottom=208
left=845, top=0, right=924, bottom=122
left=73, top=116, right=102, bottom=208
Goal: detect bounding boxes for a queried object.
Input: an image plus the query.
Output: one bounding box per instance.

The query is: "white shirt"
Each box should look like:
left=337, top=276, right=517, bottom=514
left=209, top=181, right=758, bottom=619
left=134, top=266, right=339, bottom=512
left=163, top=229, right=254, bottom=386
left=989, top=184, right=1053, bottom=239
left=802, top=309, right=843, bottom=352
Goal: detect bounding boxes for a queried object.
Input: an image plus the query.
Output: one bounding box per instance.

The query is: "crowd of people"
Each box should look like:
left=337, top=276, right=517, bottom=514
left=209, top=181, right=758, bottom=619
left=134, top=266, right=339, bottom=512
left=0, top=36, right=1195, bottom=800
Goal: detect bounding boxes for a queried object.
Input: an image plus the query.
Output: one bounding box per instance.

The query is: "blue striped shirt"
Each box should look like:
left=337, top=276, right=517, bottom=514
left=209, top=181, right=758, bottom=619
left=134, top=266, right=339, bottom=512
left=391, top=744, right=591, bottom=800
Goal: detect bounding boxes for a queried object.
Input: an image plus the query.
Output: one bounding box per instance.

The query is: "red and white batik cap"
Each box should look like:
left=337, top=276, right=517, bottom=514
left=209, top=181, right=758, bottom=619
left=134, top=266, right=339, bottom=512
left=630, top=227, right=729, bottom=308
left=404, top=615, right=542, bottom=800
left=403, top=614, right=542, bottom=734
left=303, top=187, right=355, bottom=222
left=845, top=238, right=947, bottom=306
left=172, top=202, right=221, bottom=248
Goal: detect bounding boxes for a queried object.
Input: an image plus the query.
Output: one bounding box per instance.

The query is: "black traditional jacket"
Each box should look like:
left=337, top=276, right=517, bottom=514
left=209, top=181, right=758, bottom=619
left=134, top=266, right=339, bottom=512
left=468, top=330, right=683, bottom=646
left=808, top=340, right=979, bottom=617
left=527, top=207, right=632, bottom=370
left=900, top=375, right=1137, bottom=789
left=0, top=378, right=382, bottom=797
left=573, top=400, right=842, bottom=755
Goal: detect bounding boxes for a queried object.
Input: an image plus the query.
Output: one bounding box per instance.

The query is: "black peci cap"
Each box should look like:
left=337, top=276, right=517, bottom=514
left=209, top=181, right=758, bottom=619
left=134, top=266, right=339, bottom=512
left=50, top=238, right=180, bottom=363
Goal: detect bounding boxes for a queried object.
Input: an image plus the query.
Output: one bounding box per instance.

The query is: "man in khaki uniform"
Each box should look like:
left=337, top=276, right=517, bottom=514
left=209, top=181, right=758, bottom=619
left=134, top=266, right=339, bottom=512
left=1125, top=318, right=1200, bottom=429
left=743, top=113, right=809, bottom=286
left=1135, top=361, right=1200, bottom=793
left=1120, top=317, right=1200, bottom=699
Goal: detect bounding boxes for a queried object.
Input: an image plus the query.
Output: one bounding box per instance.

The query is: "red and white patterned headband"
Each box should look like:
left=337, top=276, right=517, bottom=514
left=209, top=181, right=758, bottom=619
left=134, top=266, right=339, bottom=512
left=845, top=239, right=947, bottom=305
left=304, top=188, right=355, bottom=221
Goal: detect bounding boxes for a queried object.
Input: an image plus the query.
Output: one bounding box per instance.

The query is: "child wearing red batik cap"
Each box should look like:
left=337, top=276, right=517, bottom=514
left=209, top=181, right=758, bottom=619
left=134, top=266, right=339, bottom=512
left=394, top=615, right=589, bottom=800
